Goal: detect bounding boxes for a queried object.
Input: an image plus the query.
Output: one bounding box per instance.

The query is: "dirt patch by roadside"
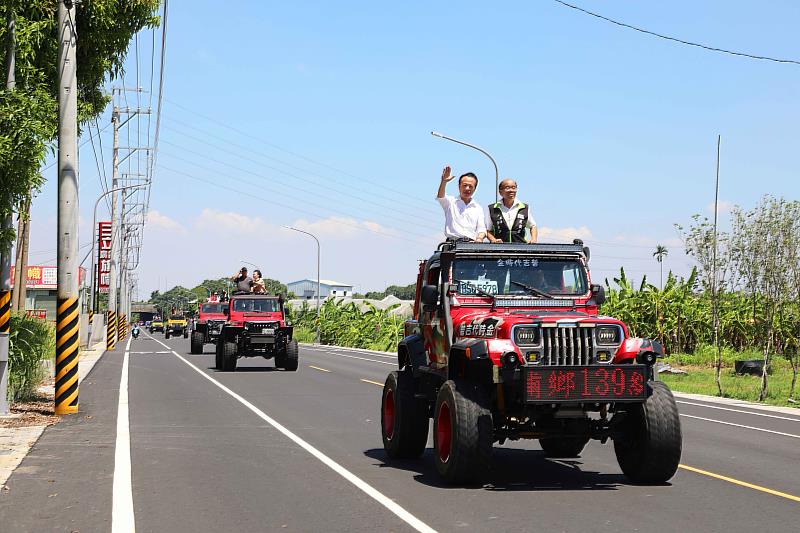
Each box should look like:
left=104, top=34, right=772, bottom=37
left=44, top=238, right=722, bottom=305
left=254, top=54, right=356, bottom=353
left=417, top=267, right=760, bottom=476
left=1, top=380, right=60, bottom=429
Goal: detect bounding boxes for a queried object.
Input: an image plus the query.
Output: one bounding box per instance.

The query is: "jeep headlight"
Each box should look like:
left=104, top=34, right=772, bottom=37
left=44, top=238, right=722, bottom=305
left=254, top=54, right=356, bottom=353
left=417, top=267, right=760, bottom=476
left=595, top=325, right=622, bottom=346
left=514, top=326, right=541, bottom=346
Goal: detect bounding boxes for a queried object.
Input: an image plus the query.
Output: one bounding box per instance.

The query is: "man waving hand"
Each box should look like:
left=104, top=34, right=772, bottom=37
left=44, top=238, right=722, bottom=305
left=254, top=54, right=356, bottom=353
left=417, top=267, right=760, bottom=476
left=436, top=165, right=487, bottom=242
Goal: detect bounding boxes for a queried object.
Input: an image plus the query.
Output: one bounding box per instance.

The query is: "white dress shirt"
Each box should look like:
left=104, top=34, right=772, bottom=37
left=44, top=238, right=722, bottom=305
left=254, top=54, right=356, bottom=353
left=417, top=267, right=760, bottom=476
left=437, top=195, right=487, bottom=240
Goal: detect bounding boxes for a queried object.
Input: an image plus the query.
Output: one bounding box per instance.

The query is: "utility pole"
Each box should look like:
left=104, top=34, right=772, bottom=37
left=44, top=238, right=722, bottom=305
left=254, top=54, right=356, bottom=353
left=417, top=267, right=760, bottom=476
left=0, top=8, right=17, bottom=414
left=107, top=94, right=120, bottom=350
left=55, top=0, right=79, bottom=415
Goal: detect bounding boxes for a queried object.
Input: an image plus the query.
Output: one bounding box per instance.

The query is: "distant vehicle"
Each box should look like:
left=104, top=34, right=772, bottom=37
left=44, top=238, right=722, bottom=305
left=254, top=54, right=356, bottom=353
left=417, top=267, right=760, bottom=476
left=144, top=320, right=152, bottom=328
left=166, top=315, right=189, bottom=339
left=380, top=240, right=681, bottom=485
left=150, top=318, right=164, bottom=333
left=215, top=295, right=298, bottom=372
left=190, top=301, right=227, bottom=354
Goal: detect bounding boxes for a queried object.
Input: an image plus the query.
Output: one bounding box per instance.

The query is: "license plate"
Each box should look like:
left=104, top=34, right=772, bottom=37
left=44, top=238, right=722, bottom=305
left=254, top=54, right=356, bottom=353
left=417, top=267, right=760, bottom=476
left=523, top=365, right=649, bottom=403
left=262, top=328, right=275, bottom=335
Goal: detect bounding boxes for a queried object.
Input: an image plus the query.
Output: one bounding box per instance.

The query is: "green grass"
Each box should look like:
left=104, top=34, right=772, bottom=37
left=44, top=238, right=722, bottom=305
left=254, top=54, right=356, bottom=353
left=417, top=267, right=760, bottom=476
left=292, top=326, right=317, bottom=344
left=660, top=344, right=799, bottom=408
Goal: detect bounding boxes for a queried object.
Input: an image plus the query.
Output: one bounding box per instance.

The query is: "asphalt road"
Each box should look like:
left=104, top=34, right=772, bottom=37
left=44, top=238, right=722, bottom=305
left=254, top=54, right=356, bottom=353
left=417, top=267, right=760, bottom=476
left=2, top=333, right=798, bottom=532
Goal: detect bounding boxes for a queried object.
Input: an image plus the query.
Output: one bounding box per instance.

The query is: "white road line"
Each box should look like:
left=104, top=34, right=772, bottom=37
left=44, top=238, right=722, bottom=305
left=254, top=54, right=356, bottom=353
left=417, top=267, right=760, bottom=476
left=331, top=349, right=396, bottom=360
left=680, top=414, right=800, bottom=439
left=149, top=337, right=436, bottom=533
left=112, top=336, right=136, bottom=533
left=677, top=400, right=800, bottom=422
left=312, top=351, right=395, bottom=366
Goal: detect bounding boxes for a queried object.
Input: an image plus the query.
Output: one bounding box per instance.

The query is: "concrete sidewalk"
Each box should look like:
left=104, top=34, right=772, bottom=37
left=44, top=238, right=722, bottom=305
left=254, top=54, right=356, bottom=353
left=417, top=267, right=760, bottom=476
left=0, top=339, right=108, bottom=488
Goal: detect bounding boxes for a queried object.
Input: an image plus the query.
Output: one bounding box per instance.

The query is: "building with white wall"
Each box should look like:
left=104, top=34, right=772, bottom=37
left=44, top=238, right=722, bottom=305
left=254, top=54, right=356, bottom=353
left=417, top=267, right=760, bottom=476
left=287, top=279, right=353, bottom=299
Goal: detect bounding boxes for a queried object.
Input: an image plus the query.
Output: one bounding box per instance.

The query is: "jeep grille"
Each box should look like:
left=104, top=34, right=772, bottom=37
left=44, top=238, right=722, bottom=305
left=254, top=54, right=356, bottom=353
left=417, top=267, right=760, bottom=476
left=542, top=326, right=593, bottom=366
left=246, top=321, right=278, bottom=332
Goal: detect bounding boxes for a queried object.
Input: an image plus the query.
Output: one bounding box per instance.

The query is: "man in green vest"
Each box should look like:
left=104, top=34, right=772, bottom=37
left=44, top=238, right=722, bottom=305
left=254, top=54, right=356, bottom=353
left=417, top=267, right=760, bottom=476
left=486, top=179, right=538, bottom=243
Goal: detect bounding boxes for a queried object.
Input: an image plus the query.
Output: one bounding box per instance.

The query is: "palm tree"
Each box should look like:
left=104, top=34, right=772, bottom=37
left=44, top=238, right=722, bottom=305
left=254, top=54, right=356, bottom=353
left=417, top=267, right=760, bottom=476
left=653, top=245, right=668, bottom=290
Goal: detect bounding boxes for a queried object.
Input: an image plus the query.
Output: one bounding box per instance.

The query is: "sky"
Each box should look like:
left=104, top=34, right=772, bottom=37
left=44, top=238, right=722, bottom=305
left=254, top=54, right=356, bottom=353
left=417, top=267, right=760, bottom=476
left=23, top=0, right=800, bottom=300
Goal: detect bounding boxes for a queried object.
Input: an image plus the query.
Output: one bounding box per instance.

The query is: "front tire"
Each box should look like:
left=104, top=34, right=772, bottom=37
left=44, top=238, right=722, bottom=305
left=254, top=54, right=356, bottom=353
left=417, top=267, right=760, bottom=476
left=190, top=331, right=204, bottom=354
left=282, top=339, right=299, bottom=371
left=221, top=341, right=238, bottom=372
left=613, top=381, right=682, bottom=484
left=381, top=371, right=429, bottom=459
left=433, top=380, right=493, bottom=484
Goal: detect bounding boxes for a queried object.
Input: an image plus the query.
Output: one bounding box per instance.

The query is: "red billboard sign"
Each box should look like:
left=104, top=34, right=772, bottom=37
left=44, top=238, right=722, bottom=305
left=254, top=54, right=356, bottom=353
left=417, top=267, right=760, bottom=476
left=97, top=221, right=113, bottom=293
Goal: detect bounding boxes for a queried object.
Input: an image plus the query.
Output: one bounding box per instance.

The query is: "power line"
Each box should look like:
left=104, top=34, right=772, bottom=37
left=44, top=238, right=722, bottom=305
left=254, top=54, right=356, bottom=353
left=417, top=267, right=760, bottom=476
left=157, top=126, right=440, bottom=228
left=553, top=0, right=800, bottom=66
left=157, top=162, right=433, bottom=246
left=157, top=149, right=439, bottom=240
left=164, top=98, right=436, bottom=203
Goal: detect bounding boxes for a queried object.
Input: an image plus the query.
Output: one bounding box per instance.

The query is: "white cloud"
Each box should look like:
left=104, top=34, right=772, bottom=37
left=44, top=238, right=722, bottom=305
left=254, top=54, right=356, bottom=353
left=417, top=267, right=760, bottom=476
left=291, top=216, right=398, bottom=239
left=147, top=210, right=187, bottom=234
left=538, top=225, right=592, bottom=241
left=706, top=200, right=733, bottom=214
left=195, top=208, right=268, bottom=233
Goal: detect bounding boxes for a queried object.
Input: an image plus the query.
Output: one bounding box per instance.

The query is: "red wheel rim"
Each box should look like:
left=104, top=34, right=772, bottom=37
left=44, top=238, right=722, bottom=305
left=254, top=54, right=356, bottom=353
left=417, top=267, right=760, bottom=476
left=384, top=389, right=395, bottom=440
left=436, top=402, right=452, bottom=463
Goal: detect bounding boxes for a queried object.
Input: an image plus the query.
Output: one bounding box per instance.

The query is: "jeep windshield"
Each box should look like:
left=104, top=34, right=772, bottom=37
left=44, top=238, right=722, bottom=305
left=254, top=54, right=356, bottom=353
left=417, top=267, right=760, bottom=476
left=201, top=302, right=224, bottom=314
left=451, top=257, right=588, bottom=297
left=170, top=315, right=184, bottom=321
left=233, top=298, right=280, bottom=313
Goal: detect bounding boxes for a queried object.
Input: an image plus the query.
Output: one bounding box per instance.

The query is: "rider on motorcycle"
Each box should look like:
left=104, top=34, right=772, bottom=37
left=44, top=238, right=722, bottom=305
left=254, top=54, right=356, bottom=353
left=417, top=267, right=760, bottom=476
left=132, top=323, right=141, bottom=339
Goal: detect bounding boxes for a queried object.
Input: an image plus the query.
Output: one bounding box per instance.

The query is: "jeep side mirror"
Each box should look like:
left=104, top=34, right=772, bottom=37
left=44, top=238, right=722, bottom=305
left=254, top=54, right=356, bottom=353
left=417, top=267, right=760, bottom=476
left=420, top=285, right=439, bottom=307
left=591, top=284, right=605, bottom=306
left=223, top=307, right=229, bottom=316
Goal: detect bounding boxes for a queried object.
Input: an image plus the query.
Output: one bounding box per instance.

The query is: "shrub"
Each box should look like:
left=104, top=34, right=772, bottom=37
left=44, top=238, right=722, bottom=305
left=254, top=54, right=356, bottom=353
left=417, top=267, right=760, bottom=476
left=7, top=313, right=54, bottom=401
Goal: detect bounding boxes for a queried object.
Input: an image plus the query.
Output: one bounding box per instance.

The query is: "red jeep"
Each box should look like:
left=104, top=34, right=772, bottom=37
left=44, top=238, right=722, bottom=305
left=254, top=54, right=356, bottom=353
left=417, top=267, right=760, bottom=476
left=215, top=294, right=299, bottom=372
left=190, top=300, right=228, bottom=354
left=381, top=241, right=682, bottom=484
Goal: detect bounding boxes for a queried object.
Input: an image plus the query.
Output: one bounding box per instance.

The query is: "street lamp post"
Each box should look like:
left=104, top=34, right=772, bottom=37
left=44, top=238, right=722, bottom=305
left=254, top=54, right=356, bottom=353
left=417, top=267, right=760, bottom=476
left=83, top=184, right=144, bottom=345
left=431, top=131, right=500, bottom=203
left=283, top=226, right=320, bottom=344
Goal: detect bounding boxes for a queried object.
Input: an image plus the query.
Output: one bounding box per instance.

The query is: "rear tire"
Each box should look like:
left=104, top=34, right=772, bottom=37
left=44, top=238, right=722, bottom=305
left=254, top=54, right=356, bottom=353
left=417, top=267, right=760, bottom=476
left=283, top=339, right=299, bottom=371
left=433, top=380, right=493, bottom=484
left=165, top=330, right=170, bottom=339
left=183, top=329, right=188, bottom=339
left=222, top=341, right=238, bottom=372
left=538, top=437, right=589, bottom=458
left=381, top=371, right=429, bottom=459
left=613, top=381, right=682, bottom=484
left=190, top=331, right=204, bottom=354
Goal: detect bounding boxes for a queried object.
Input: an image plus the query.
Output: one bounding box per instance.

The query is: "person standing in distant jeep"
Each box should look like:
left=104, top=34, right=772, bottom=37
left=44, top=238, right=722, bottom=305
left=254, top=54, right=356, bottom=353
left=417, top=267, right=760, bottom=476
left=231, top=267, right=253, bottom=294
left=436, top=165, right=487, bottom=242
left=486, top=178, right=538, bottom=243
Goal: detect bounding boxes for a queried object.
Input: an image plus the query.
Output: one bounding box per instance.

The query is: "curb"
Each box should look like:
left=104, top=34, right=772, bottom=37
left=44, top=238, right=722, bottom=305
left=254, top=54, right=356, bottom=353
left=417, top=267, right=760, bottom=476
left=300, top=343, right=799, bottom=415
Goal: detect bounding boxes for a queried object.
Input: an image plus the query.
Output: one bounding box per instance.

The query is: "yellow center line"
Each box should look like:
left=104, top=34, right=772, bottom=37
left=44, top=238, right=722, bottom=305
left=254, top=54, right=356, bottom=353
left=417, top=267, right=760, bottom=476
left=679, top=464, right=800, bottom=503
left=361, top=379, right=384, bottom=387
left=308, top=365, right=331, bottom=373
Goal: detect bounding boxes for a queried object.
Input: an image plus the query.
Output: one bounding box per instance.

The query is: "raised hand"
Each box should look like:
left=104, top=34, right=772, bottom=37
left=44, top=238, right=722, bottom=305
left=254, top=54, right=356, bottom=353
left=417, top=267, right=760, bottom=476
left=441, top=165, right=454, bottom=182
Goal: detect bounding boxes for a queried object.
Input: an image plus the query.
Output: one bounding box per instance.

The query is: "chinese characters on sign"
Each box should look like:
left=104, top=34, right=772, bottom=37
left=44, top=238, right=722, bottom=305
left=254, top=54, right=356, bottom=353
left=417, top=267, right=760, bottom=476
left=525, top=366, right=647, bottom=402
left=97, top=221, right=113, bottom=293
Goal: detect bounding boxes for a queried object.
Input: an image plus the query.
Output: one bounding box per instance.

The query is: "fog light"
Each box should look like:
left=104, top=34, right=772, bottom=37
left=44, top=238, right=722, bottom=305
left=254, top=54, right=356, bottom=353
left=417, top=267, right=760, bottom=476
left=526, top=351, right=540, bottom=363
left=502, top=352, right=520, bottom=369
left=597, top=351, right=611, bottom=363
left=636, top=351, right=657, bottom=366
